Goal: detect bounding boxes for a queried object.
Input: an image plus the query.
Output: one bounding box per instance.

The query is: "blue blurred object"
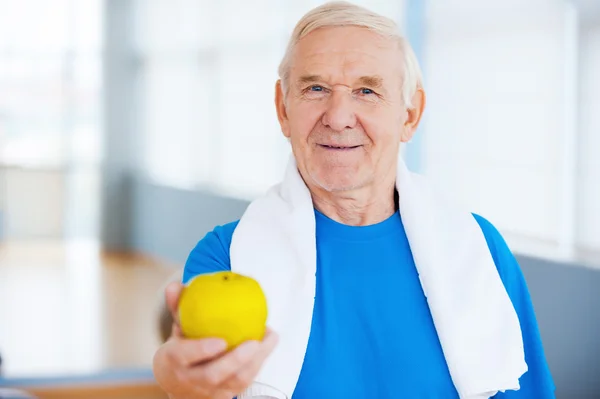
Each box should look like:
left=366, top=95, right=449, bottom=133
left=0, top=368, right=155, bottom=388
left=0, top=388, right=38, bottom=399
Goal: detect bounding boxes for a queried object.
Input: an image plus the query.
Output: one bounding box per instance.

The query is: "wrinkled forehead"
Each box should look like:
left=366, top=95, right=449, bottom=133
left=289, top=26, right=404, bottom=86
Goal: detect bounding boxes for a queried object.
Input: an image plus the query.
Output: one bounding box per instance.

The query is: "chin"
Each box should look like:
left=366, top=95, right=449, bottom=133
left=310, top=170, right=369, bottom=192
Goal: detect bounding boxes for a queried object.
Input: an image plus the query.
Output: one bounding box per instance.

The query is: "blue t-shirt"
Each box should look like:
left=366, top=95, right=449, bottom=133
left=183, top=210, right=555, bottom=398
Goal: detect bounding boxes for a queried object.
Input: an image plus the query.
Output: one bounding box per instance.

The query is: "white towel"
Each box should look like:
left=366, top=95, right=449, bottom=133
left=231, top=155, right=527, bottom=399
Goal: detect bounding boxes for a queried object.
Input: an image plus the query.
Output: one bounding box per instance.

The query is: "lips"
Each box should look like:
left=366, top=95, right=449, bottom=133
left=319, top=144, right=362, bottom=150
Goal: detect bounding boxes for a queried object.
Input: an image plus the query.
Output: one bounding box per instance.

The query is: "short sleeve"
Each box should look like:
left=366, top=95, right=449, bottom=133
left=182, top=220, right=239, bottom=284
left=473, top=214, right=556, bottom=398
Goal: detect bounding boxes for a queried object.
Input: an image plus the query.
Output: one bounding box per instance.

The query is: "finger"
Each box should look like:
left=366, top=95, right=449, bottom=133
left=165, top=281, right=184, bottom=338
left=215, top=390, right=236, bottom=399
left=242, top=329, right=278, bottom=366
left=214, top=390, right=236, bottom=399
left=195, top=340, right=262, bottom=387
left=165, top=281, right=184, bottom=326
left=221, top=330, right=279, bottom=391
left=168, top=337, right=229, bottom=366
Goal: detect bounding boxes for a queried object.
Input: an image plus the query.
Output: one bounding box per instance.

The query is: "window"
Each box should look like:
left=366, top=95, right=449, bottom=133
left=133, top=0, right=407, bottom=199
left=423, top=0, right=600, bottom=262
left=578, top=23, right=600, bottom=258
left=0, top=0, right=103, bottom=168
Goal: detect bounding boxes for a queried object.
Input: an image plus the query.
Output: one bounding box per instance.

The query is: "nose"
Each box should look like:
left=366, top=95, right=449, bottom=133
left=321, top=88, right=357, bottom=132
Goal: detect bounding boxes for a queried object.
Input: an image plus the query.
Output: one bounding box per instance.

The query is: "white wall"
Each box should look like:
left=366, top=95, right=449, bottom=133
left=578, top=23, right=600, bottom=252
left=424, top=0, right=569, bottom=250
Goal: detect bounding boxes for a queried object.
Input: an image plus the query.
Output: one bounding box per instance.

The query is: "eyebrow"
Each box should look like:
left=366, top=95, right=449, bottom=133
left=358, top=75, right=384, bottom=88
left=296, top=74, right=384, bottom=88
left=297, top=74, right=323, bottom=86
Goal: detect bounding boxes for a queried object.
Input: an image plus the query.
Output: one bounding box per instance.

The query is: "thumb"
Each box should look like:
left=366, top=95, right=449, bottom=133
left=165, top=281, right=184, bottom=321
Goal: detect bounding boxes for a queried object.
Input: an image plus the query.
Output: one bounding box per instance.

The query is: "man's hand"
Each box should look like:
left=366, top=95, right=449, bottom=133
left=153, top=281, right=279, bottom=399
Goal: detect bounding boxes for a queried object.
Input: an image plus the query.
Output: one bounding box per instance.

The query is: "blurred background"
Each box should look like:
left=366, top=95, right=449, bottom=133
left=0, top=0, right=598, bottom=398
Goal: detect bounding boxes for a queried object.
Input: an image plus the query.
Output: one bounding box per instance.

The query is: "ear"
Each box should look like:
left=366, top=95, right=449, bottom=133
left=275, top=80, right=291, bottom=138
left=401, top=88, right=426, bottom=143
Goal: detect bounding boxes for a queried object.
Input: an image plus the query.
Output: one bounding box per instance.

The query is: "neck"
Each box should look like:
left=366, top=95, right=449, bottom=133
left=311, top=182, right=397, bottom=226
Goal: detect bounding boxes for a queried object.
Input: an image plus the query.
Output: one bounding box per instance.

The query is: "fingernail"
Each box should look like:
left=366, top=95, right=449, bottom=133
left=237, top=340, right=260, bottom=358
left=206, top=339, right=228, bottom=354
left=267, top=332, right=279, bottom=346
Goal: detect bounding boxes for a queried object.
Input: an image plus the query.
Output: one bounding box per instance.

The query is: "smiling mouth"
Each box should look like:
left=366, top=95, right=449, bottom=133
left=319, top=144, right=362, bottom=150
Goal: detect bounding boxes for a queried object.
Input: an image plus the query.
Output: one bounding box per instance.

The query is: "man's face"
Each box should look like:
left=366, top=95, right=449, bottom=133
left=276, top=26, right=420, bottom=193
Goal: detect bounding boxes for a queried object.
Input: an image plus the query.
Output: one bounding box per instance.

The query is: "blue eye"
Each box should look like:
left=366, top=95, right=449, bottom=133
left=361, top=88, right=374, bottom=95
left=310, top=85, right=323, bottom=92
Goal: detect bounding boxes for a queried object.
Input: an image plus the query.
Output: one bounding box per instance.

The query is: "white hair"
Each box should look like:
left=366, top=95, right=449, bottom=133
left=278, top=1, right=423, bottom=108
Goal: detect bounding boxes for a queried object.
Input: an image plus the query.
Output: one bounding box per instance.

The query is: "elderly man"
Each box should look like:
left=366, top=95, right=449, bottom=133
left=153, top=2, right=555, bottom=398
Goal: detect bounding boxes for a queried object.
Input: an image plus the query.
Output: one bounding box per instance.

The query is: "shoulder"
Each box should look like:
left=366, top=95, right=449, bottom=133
left=182, top=220, right=240, bottom=283
left=472, top=213, right=531, bottom=298
left=472, top=213, right=505, bottom=252
left=205, top=220, right=240, bottom=254
left=472, top=213, right=516, bottom=281
left=472, top=214, right=531, bottom=306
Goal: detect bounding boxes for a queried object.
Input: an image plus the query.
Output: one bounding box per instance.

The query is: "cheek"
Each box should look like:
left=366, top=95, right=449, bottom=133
left=288, top=103, right=323, bottom=142
left=360, top=115, right=401, bottom=149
